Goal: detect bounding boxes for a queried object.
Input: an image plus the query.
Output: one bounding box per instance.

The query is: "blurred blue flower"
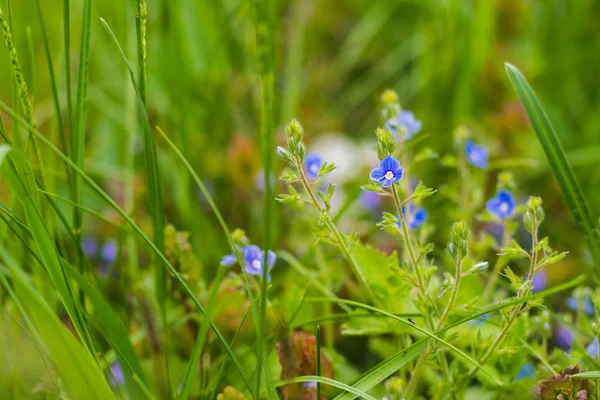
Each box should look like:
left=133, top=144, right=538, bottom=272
left=531, top=270, right=548, bottom=293
left=486, top=190, right=516, bottom=219
left=359, top=191, right=381, bottom=210
left=396, top=204, right=427, bottom=230
left=221, top=254, right=237, bottom=266
left=101, top=240, right=118, bottom=264
left=567, top=295, right=594, bottom=316
left=587, top=338, right=599, bottom=358
left=243, top=245, right=276, bottom=279
left=471, top=313, right=490, bottom=327
left=82, top=237, right=98, bottom=258
left=370, top=156, right=404, bottom=188
left=255, top=170, right=275, bottom=192
left=305, top=153, right=323, bottom=179
left=555, top=326, right=574, bottom=350
left=465, top=140, right=489, bottom=169
left=514, top=363, right=536, bottom=381
left=303, top=381, right=317, bottom=389
left=110, top=362, right=124, bottom=387
left=385, top=110, right=422, bottom=140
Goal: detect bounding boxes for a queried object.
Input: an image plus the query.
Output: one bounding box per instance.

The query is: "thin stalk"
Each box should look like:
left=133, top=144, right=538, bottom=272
left=316, top=325, right=322, bottom=400
left=296, top=155, right=380, bottom=307
left=64, top=0, right=73, bottom=136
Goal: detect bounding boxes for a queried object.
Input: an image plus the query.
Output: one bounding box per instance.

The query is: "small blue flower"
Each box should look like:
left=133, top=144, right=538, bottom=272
left=555, top=326, right=574, bottom=350
left=396, top=204, right=427, bottom=230
left=303, top=381, right=317, bottom=389
left=243, top=245, right=276, bottom=279
left=587, top=338, right=599, bottom=358
left=465, top=140, right=489, bottom=169
left=471, top=313, right=490, bottom=327
left=305, top=153, right=323, bottom=179
left=110, top=361, right=124, bottom=387
left=82, top=237, right=98, bottom=258
left=486, top=190, right=516, bottom=219
left=514, top=363, right=536, bottom=381
left=101, top=240, right=118, bottom=264
left=359, top=191, right=381, bottom=210
left=567, top=295, right=594, bottom=316
left=531, top=270, right=548, bottom=293
left=370, top=156, right=404, bottom=187
left=221, top=254, right=237, bottom=266
left=385, top=110, right=422, bottom=140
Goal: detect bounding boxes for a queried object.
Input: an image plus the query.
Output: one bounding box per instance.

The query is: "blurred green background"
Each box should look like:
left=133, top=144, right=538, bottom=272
left=1, top=0, right=599, bottom=278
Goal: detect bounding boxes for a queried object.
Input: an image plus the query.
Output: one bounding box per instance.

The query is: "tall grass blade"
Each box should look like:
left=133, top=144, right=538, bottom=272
left=505, top=63, right=600, bottom=271
left=253, top=0, right=277, bottom=397
left=275, top=376, right=377, bottom=400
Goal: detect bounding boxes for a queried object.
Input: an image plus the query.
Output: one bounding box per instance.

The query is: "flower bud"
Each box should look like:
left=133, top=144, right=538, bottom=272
left=285, top=118, right=304, bottom=143
left=276, top=146, right=293, bottom=162
left=449, top=221, right=470, bottom=259
left=296, top=142, right=307, bottom=161
left=375, top=127, right=396, bottom=160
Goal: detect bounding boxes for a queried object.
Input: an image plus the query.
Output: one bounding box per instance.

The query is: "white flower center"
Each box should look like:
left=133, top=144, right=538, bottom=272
left=384, top=171, right=394, bottom=180
left=499, top=202, right=509, bottom=213
left=252, top=259, right=261, bottom=270
left=310, top=164, right=319, bottom=173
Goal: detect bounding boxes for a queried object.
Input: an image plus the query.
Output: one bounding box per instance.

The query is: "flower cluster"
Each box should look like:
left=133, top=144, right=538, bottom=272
left=221, top=244, right=276, bottom=280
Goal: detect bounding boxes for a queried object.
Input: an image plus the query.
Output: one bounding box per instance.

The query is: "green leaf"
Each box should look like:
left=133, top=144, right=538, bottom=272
left=572, top=371, right=600, bottom=379
left=341, top=311, right=392, bottom=336
left=505, top=63, right=600, bottom=271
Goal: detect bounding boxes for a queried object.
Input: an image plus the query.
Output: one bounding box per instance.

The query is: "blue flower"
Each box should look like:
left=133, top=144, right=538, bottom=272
left=587, top=338, right=599, bottom=358
left=567, top=295, right=594, bottom=316
left=303, top=381, right=317, bottom=389
left=101, top=240, right=118, bottom=264
left=514, top=363, right=536, bottom=381
left=110, top=361, right=124, bottom=387
left=305, top=153, right=323, bottom=179
left=243, top=245, right=276, bottom=279
left=359, top=191, right=381, bottom=210
left=82, top=237, right=98, bottom=258
left=221, top=254, right=237, bottom=266
left=465, top=140, right=489, bottom=169
left=370, top=156, right=404, bottom=187
left=385, top=110, right=422, bottom=140
left=531, top=270, right=548, bottom=293
left=396, top=204, right=427, bottom=230
left=555, top=326, right=574, bottom=350
left=486, top=190, right=516, bottom=219
left=470, top=313, right=490, bottom=327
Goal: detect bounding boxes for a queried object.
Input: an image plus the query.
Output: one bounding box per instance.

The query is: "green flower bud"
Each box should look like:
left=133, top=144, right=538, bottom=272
left=285, top=118, right=304, bottom=143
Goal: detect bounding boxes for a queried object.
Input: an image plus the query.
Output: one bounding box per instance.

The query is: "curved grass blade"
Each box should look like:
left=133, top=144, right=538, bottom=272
left=0, top=100, right=254, bottom=394
left=0, top=249, right=115, bottom=400
left=274, top=376, right=377, bottom=400
left=573, top=372, right=600, bottom=379
left=505, top=63, right=600, bottom=271
left=307, top=298, right=502, bottom=385
left=333, top=274, right=586, bottom=400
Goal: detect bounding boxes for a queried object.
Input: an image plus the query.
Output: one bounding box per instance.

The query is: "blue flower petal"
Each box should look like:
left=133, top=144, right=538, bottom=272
left=414, top=208, right=427, bottom=225
left=244, top=245, right=261, bottom=265
left=370, top=168, right=386, bottom=183
left=486, top=198, right=502, bottom=216
left=380, top=156, right=401, bottom=173
left=514, top=363, right=536, bottom=381
left=265, top=250, right=276, bottom=268
left=381, top=178, right=393, bottom=188
left=221, top=254, right=237, bottom=266
left=531, top=270, right=547, bottom=293
left=587, top=338, right=599, bottom=357
left=393, top=167, right=404, bottom=183
left=305, top=153, right=323, bottom=179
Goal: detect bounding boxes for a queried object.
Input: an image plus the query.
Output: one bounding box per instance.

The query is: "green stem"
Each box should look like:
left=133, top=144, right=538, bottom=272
left=481, top=220, right=509, bottom=303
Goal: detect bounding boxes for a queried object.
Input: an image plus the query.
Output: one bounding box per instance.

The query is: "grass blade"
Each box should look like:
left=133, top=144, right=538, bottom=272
left=333, top=274, right=586, bottom=399
left=0, top=249, right=115, bottom=400
left=505, top=63, right=600, bottom=270
left=275, top=376, right=377, bottom=400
